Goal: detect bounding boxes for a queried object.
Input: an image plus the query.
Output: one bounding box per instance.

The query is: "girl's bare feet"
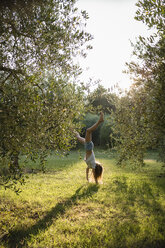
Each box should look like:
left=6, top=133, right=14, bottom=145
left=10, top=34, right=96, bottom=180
left=99, top=112, right=104, bottom=123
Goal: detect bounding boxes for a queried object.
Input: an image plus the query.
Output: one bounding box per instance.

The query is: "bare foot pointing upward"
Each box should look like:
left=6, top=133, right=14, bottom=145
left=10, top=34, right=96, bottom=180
left=99, top=112, right=104, bottom=123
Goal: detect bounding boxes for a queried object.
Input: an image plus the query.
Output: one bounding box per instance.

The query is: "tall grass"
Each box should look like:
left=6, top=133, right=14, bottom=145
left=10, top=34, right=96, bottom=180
left=0, top=150, right=165, bottom=248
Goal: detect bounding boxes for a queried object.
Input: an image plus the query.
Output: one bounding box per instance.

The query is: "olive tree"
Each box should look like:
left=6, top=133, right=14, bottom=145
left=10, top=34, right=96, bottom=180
left=112, top=0, right=165, bottom=167
left=0, top=0, right=92, bottom=190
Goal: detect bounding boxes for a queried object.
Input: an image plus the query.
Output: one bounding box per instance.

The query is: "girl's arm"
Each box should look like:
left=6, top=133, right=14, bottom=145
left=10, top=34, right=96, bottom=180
left=86, top=167, right=89, bottom=181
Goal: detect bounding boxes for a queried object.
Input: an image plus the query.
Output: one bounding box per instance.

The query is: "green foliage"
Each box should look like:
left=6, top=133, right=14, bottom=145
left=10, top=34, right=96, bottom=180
left=81, top=113, right=114, bottom=148
left=87, top=84, right=117, bottom=114
left=113, top=0, right=165, bottom=167
left=112, top=89, right=153, bottom=167
left=133, top=0, right=165, bottom=162
left=0, top=73, right=85, bottom=189
left=0, top=0, right=92, bottom=75
left=0, top=0, right=92, bottom=189
left=135, top=0, right=165, bottom=30
left=100, top=116, right=114, bottom=149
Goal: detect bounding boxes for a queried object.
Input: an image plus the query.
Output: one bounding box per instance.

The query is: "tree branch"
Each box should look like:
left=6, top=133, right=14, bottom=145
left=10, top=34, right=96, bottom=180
left=0, top=72, right=12, bottom=85
left=0, top=66, right=24, bottom=74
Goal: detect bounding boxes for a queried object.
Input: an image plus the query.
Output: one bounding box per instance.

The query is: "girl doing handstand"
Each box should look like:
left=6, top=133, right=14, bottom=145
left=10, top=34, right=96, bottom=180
left=75, top=112, right=104, bottom=184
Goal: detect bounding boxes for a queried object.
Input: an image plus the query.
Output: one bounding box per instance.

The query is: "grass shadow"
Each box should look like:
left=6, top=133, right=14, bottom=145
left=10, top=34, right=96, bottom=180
left=2, top=184, right=99, bottom=248
left=104, top=176, right=165, bottom=247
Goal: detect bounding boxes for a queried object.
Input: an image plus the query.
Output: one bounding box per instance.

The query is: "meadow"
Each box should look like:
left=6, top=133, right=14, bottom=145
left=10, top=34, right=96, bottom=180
left=0, top=150, right=165, bottom=248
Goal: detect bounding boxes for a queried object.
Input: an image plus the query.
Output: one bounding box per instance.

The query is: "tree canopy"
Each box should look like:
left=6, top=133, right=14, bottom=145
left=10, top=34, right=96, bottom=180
left=87, top=84, right=117, bottom=114
left=0, top=0, right=92, bottom=75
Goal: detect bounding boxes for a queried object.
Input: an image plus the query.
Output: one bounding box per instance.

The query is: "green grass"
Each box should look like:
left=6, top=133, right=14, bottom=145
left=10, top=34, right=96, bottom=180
left=0, top=150, right=165, bottom=248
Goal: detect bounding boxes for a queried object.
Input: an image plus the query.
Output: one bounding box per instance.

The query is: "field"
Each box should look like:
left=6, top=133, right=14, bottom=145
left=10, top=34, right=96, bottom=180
left=0, top=150, right=165, bottom=248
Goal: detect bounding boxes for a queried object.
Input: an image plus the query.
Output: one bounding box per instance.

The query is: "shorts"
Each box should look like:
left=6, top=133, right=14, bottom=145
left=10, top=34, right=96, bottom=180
left=84, top=141, right=94, bottom=151
left=85, top=151, right=96, bottom=169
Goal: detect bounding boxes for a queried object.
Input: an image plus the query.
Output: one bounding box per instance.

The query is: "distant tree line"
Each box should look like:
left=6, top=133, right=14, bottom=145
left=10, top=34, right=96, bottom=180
left=79, top=84, right=116, bottom=149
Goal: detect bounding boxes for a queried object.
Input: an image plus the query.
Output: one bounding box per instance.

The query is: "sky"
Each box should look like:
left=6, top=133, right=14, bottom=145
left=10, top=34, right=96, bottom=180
left=76, top=0, right=151, bottom=91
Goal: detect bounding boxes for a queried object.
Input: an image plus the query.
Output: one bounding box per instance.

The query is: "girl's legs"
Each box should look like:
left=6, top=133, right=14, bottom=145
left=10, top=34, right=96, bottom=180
left=85, top=112, right=104, bottom=142
left=86, top=167, right=89, bottom=181
left=74, top=112, right=104, bottom=144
